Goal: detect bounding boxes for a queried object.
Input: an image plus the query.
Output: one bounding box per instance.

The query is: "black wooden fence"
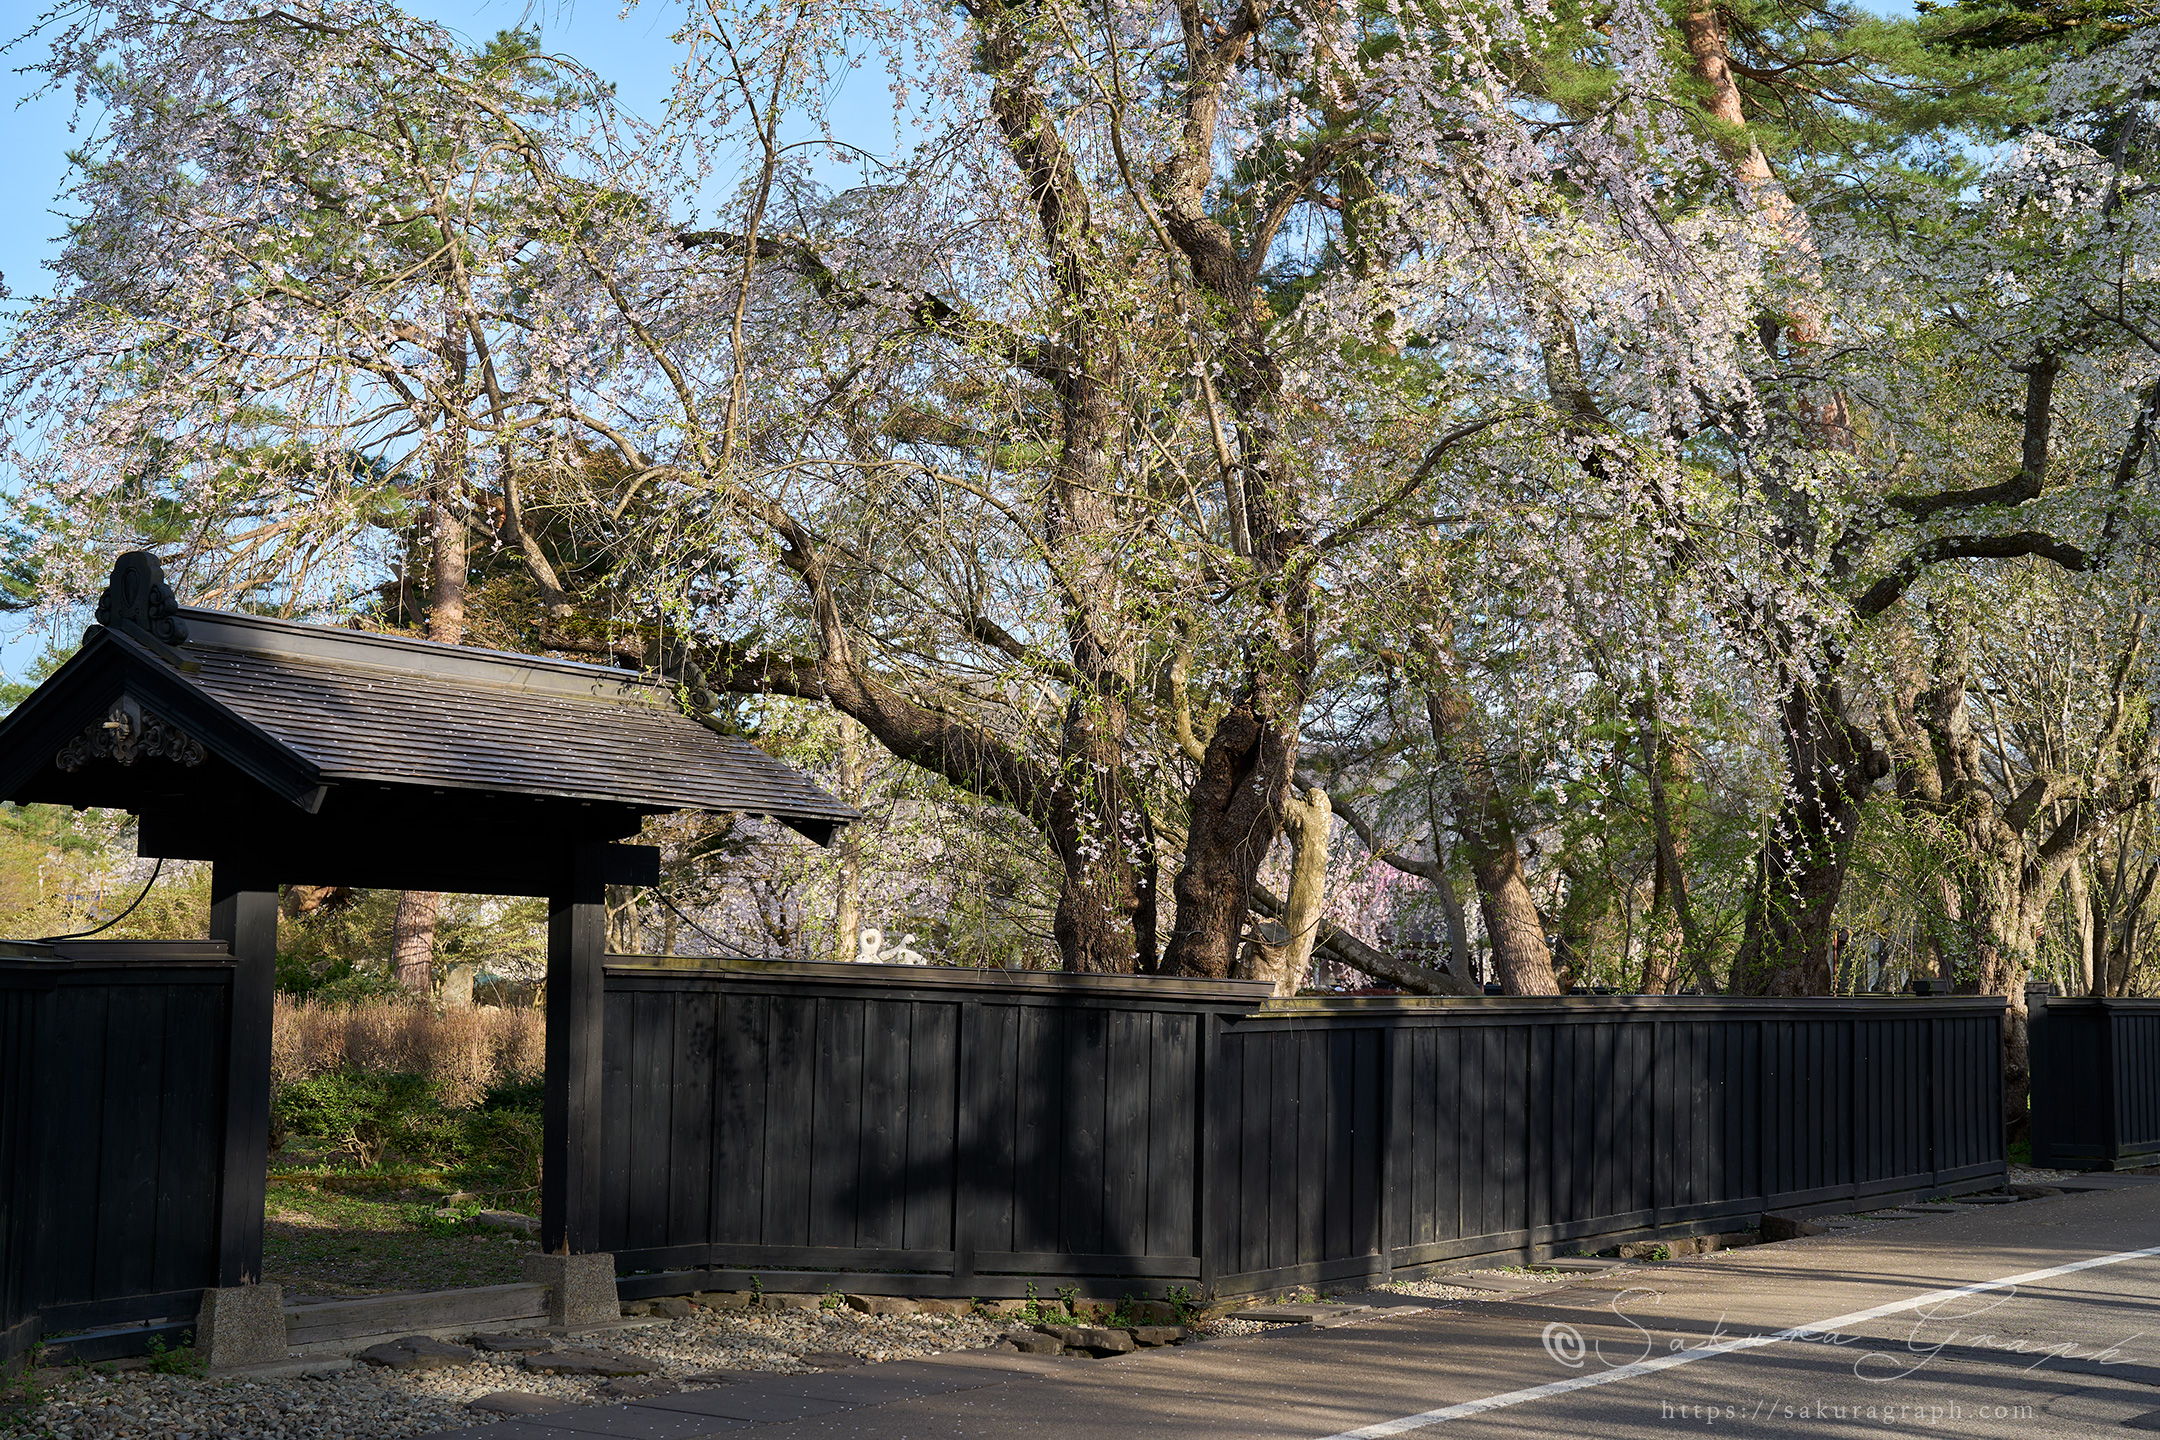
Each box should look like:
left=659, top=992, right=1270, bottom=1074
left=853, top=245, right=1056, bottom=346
left=0, top=942, right=236, bottom=1365
left=597, top=959, right=2007, bottom=1303
left=2031, top=993, right=2160, bottom=1169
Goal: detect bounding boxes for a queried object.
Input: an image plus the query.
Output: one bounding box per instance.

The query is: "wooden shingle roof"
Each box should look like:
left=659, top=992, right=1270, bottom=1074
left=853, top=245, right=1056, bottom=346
left=0, top=554, right=853, bottom=893
left=169, top=609, right=853, bottom=827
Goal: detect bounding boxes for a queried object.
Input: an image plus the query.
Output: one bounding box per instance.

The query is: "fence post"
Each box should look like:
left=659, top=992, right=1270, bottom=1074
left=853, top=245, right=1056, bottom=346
left=210, top=861, right=277, bottom=1288
left=543, top=843, right=608, bottom=1255
left=952, top=997, right=981, bottom=1292
left=2101, top=1002, right=2123, bottom=1169
left=1198, top=1009, right=1225, bottom=1301
left=2026, top=985, right=2052, bottom=1168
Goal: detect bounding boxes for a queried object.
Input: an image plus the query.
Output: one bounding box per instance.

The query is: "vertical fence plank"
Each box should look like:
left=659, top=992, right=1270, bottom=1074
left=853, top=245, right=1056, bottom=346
left=668, top=992, right=717, bottom=1249
left=622, top=991, right=671, bottom=1254
left=904, top=1000, right=958, bottom=1258
left=810, top=998, right=866, bottom=1250
left=856, top=1001, right=909, bottom=1250
left=1103, top=1009, right=1149, bottom=1261
left=1148, top=1011, right=1196, bottom=1259
left=1300, top=1032, right=1329, bottom=1266
left=1062, top=1008, right=1107, bottom=1258
left=1015, top=1005, right=1064, bottom=1255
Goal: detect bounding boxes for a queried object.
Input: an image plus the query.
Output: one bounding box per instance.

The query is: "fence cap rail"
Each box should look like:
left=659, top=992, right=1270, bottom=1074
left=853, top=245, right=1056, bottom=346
left=603, top=954, right=1278, bottom=1002
left=2039, top=995, right=2160, bottom=1011
left=1254, top=992, right=2010, bottom=1016
left=0, top=938, right=233, bottom=964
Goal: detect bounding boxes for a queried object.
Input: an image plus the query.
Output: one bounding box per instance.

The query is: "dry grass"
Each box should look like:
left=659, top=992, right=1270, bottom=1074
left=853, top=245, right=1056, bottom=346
left=272, top=995, right=545, bottom=1107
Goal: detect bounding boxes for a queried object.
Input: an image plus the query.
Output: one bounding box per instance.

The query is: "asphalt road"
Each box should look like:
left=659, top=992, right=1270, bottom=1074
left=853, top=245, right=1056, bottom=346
left=432, top=1178, right=2160, bottom=1440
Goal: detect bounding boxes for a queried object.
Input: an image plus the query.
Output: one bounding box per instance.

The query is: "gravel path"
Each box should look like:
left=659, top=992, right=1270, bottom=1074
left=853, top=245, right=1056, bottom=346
left=1381, top=1268, right=1575, bottom=1303
left=15, top=1305, right=1006, bottom=1440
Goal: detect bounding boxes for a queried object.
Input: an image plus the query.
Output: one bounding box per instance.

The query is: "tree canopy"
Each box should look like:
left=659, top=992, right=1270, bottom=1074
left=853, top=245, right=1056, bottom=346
left=5, top=0, right=2158, bottom=1119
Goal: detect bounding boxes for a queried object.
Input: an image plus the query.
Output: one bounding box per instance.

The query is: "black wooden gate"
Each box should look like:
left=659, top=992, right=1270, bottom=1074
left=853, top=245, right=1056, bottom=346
left=598, top=959, right=2007, bottom=1303
left=0, top=942, right=238, bottom=1365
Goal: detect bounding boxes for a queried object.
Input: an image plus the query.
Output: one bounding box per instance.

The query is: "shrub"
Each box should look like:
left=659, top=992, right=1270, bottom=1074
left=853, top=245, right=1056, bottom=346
left=273, top=995, right=543, bottom=1107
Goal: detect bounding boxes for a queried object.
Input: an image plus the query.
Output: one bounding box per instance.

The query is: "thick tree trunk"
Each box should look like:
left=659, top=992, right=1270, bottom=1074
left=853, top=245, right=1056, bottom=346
left=1162, top=700, right=1298, bottom=978
left=1049, top=691, right=1156, bottom=973
left=391, top=889, right=439, bottom=996
left=1239, top=786, right=1331, bottom=997
left=1422, top=681, right=1560, bottom=995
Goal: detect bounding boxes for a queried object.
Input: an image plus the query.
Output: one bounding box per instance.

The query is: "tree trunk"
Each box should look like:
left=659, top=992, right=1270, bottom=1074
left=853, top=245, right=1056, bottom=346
left=1162, top=699, right=1298, bottom=978
left=1731, top=676, right=1883, bottom=996
left=829, top=716, right=865, bottom=964
left=1251, top=883, right=1481, bottom=995
left=1433, top=866, right=1474, bottom=979
left=1638, top=704, right=1697, bottom=993
left=605, top=885, right=639, bottom=954
left=2067, top=860, right=2096, bottom=996
left=1422, top=681, right=1560, bottom=995
left=1549, top=868, right=1610, bottom=992
left=390, top=464, right=468, bottom=996
left=390, top=888, right=439, bottom=996
left=1243, top=786, right=1331, bottom=997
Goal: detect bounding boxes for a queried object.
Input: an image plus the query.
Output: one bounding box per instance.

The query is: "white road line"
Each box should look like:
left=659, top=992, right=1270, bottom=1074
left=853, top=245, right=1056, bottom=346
left=1314, top=1243, right=2160, bottom=1438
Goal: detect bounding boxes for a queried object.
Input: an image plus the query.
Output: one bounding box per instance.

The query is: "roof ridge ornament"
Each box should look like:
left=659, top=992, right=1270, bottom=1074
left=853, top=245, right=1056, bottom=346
left=94, top=551, right=191, bottom=661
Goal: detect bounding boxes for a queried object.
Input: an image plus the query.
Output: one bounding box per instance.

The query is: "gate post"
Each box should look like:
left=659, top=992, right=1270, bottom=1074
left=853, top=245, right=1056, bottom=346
left=542, top=843, right=607, bottom=1256
left=210, top=861, right=278, bottom=1288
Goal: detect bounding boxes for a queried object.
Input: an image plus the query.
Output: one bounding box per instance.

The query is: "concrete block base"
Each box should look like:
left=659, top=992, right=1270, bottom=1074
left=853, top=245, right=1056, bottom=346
left=197, top=1283, right=287, bottom=1370
left=523, top=1253, right=619, bottom=1328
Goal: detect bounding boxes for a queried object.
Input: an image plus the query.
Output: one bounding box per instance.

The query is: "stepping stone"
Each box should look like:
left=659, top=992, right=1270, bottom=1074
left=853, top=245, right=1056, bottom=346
left=524, top=1348, right=660, bottom=1376
left=471, top=1333, right=555, bottom=1353
left=761, top=1293, right=824, bottom=1311
left=599, top=1376, right=682, bottom=1400
left=691, top=1292, right=754, bottom=1311
left=1955, top=1193, right=2021, bottom=1204
left=797, top=1351, right=867, bottom=1368
left=1058, top=1326, right=1135, bottom=1356
left=1901, top=1203, right=1964, bottom=1214
left=1003, top=1330, right=1062, bottom=1355
left=1130, top=1326, right=1186, bottom=1346
left=1239, top=1303, right=1370, bottom=1323
left=846, top=1295, right=920, bottom=1316
left=355, top=1336, right=475, bottom=1370
left=1537, top=1259, right=1622, bottom=1272
left=914, top=1298, right=976, bottom=1316
left=679, top=1371, right=742, bottom=1386
left=474, top=1210, right=539, bottom=1233
left=468, top=1391, right=573, bottom=1416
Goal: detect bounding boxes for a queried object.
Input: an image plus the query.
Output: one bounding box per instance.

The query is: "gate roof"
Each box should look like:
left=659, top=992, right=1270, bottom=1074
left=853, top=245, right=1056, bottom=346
left=0, top=553, right=853, bottom=894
